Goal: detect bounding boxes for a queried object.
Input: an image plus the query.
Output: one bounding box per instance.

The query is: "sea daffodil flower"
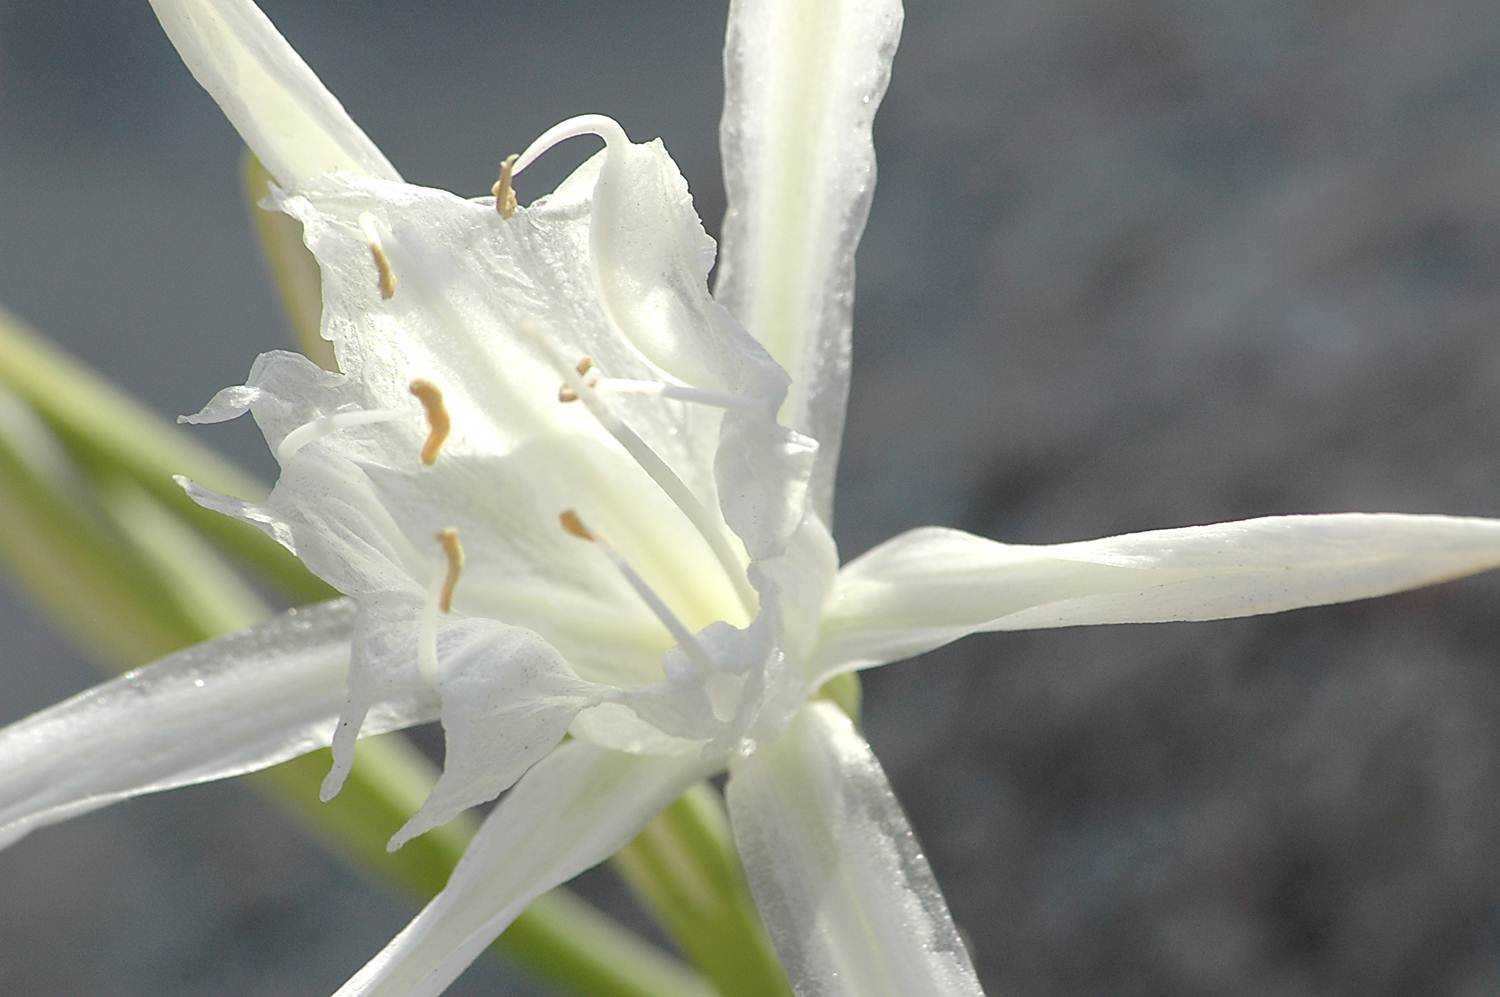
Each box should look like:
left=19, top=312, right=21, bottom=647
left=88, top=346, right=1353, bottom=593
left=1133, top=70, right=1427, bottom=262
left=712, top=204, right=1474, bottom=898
left=5, top=1, right=1500, bottom=994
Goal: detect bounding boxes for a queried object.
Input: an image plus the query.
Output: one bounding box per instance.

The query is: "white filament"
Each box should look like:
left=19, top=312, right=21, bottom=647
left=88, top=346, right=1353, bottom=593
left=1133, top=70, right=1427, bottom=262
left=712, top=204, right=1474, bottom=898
left=277, top=408, right=403, bottom=464
left=591, top=378, right=762, bottom=413
left=525, top=322, right=759, bottom=616
left=586, top=527, right=719, bottom=677
left=417, top=562, right=444, bottom=687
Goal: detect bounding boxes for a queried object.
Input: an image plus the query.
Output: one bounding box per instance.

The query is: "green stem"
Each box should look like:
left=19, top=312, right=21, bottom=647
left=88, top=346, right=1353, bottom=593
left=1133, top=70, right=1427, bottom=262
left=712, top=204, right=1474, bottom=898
left=613, top=785, right=793, bottom=997
left=818, top=670, right=863, bottom=724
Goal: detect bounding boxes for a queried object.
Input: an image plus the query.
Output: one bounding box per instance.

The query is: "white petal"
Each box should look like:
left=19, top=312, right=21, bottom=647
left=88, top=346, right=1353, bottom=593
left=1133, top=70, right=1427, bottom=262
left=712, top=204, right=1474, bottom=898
left=336, top=741, right=709, bottom=997
left=148, top=0, right=399, bottom=187
left=183, top=457, right=424, bottom=601
left=772, top=514, right=842, bottom=665
left=280, top=168, right=721, bottom=486
left=0, top=601, right=431, bottom=850
left=387, top=619, right=605, bottom=850
left=817, top=514, right=1500, bottom=676
left=714, top=414, right=818, bottom=563
left=715, top=0, right=905, bottom=521
left=726, top=702, right=982, bottom=997
left=184, top=353, right=687, bottom=663
left=277, top=174, right=748, bottom=614
left=548, top=125, right=815, bottom=564
left=322, top=592, right=428, bottom=801
left=566, top=125, right=783, bottom=401
left=756, top=515, right=844, bottom=733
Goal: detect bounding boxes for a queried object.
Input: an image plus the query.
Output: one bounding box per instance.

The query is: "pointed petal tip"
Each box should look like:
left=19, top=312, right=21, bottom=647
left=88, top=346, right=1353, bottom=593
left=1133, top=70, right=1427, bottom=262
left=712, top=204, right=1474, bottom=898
left=322, top=702, right=369, bottom=802
left=0, top=602, right=378, bottom=853
left=180, top=383, right=261, bottom=425
left=318, top=768, right=345, bottom=803
left=386, top=825, right=418, bottom=853
left=819, top=512, right=1500, bottom=676
left=341, top=744, right=710, bottom=995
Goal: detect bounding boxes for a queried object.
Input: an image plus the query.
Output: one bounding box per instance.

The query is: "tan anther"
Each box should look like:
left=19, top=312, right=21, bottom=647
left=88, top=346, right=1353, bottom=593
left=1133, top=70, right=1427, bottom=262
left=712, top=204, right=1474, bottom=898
left=491, top=154, right=519, bottom=219
left=409, top=379, right=451, bottom=465
left=371, top=244, right=397, bottom=299
left=558, top=356, right=597, bottom=402
left=559, top=509, right=595, bottom=543
left=436, top=528, right=465, bottom=612
left=360, top=213, right=397, bottom=299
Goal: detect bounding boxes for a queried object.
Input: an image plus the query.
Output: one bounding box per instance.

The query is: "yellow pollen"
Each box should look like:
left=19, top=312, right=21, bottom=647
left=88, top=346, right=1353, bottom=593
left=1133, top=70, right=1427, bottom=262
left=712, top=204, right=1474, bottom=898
left=409, top=378, right=451, bottom=465
left=360, top=213, right=397, bottom=299
left=558, top=384, right=580, bottom=403
left=558, top=509, right=595, bottom=543
left=491, top=154, right=520, bottom=219
left=436, top=528, right=465, bottom=612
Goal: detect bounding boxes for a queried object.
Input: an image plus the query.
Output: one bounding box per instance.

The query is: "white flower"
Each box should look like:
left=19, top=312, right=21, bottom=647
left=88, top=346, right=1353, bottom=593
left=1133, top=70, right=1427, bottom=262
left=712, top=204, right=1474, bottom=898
left=5, top=1, right=1500, bottom=994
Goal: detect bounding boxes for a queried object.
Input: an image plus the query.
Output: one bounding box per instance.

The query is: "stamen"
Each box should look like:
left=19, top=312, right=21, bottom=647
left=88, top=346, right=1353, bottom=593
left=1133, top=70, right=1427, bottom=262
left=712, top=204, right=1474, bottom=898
left=408, top=379, right=451, bottom=465
left=558, top=357, right=599, bottom=403
left=491, top=153, right=519, bottom=219
left=277, top=407, right=402, bottom=464
left=559, top=510, right=716, bottom=674
left=436, top=527, right=465, bottom=612
left=418, top=527, right=464, bottom=686
left=589, top=378, right=761, bottom=412
left=360, top=212, right=397, bottom=300
left=525, top=322, right=758, bottom=615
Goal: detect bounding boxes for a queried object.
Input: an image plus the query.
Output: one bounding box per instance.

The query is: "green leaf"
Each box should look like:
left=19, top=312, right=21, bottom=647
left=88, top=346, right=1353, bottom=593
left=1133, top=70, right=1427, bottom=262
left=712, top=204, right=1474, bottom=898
left=0, top=304, right=333, bottom=605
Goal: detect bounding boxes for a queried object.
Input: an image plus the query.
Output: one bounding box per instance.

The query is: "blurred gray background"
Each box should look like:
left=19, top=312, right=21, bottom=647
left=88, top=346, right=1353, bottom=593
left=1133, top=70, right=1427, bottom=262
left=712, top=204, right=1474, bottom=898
left=4, top=1, right=1500, bottom=994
